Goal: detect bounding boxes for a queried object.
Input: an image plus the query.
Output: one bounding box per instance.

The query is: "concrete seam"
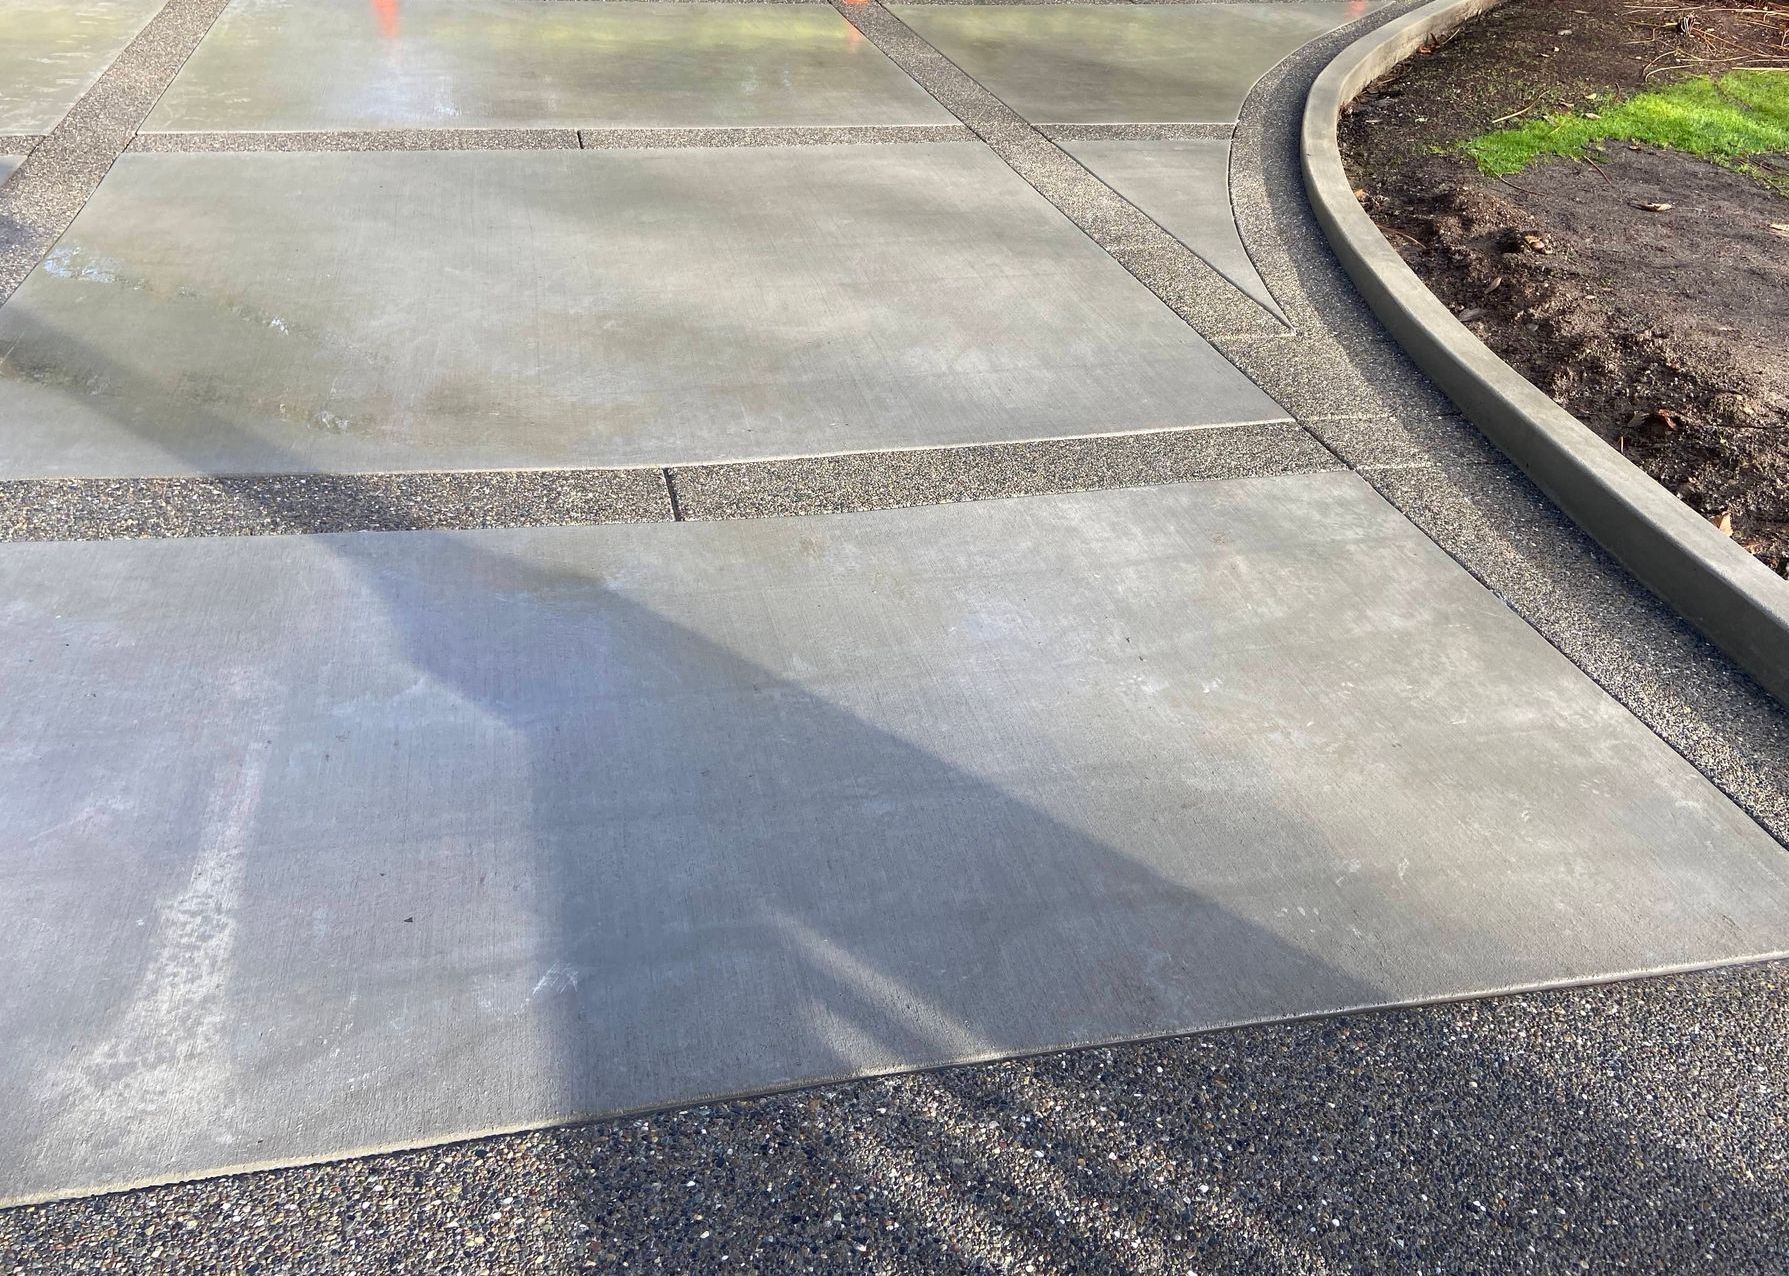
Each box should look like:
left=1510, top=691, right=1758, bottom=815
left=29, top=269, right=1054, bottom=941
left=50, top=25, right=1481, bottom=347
left=0, top=424, right=1333, bottom=541
left=827, top=0, right=1288, bottom=339
left=124, top=126, right=977, bottom=154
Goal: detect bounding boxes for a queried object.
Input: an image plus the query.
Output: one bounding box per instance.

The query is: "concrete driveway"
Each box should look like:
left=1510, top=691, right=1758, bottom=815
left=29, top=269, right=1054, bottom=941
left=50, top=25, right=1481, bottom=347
left=2, top=0, right=1787, bottom=1217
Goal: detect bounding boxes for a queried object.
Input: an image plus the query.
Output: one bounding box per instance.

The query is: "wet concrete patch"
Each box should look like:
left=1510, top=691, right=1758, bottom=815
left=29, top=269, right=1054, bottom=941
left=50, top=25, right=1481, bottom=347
left=143, top=0, right=953, bottom=131
left=4, top=474, right=1788, bottom=1204
left=890, top=2, right=1390, bottom=124
left=0, top=145, right=1284, bottom=476
left=0, top=0, right=164, bottom=134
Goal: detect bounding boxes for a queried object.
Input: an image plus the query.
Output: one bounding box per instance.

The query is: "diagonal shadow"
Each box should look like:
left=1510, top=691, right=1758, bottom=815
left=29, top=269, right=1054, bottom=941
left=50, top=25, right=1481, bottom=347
left=0, top=205, right=1783, bottom=1274
left=0, top=305, right=1381, bottom=1206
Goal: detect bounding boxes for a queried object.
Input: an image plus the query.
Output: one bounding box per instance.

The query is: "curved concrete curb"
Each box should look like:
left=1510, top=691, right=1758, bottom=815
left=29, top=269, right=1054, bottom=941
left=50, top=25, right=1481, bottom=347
left=1302, top=0, right=1789, bottom=707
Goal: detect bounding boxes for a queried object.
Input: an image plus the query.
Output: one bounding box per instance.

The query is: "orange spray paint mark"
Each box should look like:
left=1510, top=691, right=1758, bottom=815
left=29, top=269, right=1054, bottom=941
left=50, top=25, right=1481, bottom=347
left=372, top=0, right=400, bottom=39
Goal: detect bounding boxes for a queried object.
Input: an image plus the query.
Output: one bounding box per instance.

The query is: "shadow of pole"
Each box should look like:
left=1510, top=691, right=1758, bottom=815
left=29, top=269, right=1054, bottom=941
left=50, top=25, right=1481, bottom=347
left=0, top=195, right=1782, bottom=1275
left=1, top=307, right=1387, bottom=1208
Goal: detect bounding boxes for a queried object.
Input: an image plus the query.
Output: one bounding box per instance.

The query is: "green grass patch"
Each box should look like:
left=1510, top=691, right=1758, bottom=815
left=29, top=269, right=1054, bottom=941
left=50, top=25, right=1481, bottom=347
left=1463, top=70, right=1789, bottom=193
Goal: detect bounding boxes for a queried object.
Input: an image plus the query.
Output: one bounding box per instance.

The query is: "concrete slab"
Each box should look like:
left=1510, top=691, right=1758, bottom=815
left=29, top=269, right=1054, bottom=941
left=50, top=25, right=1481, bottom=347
left=0, top=0, right=163, bottom=134
left=1, top=158, right=21, bottom=184
left=0, top=145, right=1285, bottom=477
left=1060, top=137, right=1282, bottom=317
left=5, top=474, right=1788, bottom=1204
left=142, top=0, right=952, bottom=132
left=892, top=2, right=1388, bottom=125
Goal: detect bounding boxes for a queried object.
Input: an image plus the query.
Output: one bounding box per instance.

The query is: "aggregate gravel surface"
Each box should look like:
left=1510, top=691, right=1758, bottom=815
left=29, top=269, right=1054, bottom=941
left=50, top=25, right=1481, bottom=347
left=0, top=469, right=674, bottom=541
left=124, top=126, right=976, bottom=153
left=4, top=960, right=1788, bottom=1274
left=668, top=422, right=1334, bottom=519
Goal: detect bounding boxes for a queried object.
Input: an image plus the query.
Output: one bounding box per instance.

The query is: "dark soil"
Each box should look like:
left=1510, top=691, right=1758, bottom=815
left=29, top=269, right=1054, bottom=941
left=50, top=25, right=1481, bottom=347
left=1340, top=0, right=1789, bottom=573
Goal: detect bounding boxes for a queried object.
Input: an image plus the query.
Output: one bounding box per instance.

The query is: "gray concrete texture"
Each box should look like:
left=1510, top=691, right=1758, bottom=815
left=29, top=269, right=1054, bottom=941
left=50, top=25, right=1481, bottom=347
left=0, top=144, right=1284, bottom=477
left=141, top=0, right=953, bottom=132
left=889, top=1, right=1390, bottom=124
left=0, top=0, right=237, bottom=305
left=1057, top=137, right=1283, bottom=315
left=0, top=0, right=164, bottom=134
left=6, top=476, right=1789, bottom=1204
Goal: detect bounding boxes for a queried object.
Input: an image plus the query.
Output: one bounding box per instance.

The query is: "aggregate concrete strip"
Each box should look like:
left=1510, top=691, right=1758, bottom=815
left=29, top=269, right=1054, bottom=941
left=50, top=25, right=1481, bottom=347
left=1301, top=411, right=1506, bottom=472
left=579, top=123, right=975, bottom=149
left=0, top=428, right=1332, bottom=540
left=128, top=129, right=582, bottom=153
left=0, top=137, right=43, bottom=157
left=1041, top=122, right=1237, bottom=141
left=0, top=469, right=675, bottom=542
left=828, top=0, right=1285, bottom=339
left=669, top=421, right=1338, bottom=519
left=1223, top=331, right=1461, bottom=423
left=0, top=0, right=234, bottom=305
left=4, top=959, right=1787, bottom=1274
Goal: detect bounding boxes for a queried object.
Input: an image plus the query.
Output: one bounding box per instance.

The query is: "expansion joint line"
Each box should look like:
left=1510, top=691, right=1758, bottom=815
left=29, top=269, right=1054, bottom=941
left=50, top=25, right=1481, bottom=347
left=827, top=0, right=1290, bottom=343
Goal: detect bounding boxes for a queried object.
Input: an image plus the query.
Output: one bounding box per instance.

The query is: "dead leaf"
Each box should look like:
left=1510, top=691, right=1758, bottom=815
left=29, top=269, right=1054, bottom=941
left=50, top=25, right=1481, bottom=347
left=1712, top=511, right=1734, bottom=537
left=1770, top=223, right=1789, bottom=238
left=1520, top=232, right=1554, bottom=254
left=1631, top=201, right=1674, bottom=212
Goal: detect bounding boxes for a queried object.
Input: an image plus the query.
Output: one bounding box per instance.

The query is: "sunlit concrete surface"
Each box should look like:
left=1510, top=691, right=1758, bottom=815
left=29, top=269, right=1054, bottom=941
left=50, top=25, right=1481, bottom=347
left=0, top=145, right=1284, bottom=477
left=1062, top=138, right=1283, bottom=318
left=0, top=0, right=162, bottom=134
left=5, top=475, right=1788, bottom=1204
left=141, top=0, right=952, bottom=132
left=892, top=1, right=1388, bottom=124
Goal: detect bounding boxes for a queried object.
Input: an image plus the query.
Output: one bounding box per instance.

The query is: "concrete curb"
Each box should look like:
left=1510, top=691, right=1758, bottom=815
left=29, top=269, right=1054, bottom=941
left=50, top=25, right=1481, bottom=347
left=1301, top=0, right=1789, bottom=706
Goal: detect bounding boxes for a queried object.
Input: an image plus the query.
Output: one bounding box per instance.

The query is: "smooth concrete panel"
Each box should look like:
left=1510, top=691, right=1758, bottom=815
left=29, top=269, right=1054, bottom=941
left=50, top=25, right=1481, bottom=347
left=0, top=145, right=1285, bottom=477
left=0, top=0, right=162, bottom=134
left=893, top=2, right=1387, bottom=124
left=1, top=158, right=21, bottom=184
left=1062, top=137, right=1282, bottom=317
left=143, top=0, right=952, bottom=132
left=6, top=474, right=1789, bottom=1203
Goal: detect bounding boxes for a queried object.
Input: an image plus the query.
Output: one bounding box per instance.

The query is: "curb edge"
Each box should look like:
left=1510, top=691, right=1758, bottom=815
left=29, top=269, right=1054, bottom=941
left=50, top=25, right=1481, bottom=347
left=1301, top=0, right=1789, bottom=706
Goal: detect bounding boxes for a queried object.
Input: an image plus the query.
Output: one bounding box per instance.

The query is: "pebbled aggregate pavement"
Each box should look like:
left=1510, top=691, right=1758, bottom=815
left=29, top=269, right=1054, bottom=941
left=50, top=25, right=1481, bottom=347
left=3, top=960, right=1786, bottom=1273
